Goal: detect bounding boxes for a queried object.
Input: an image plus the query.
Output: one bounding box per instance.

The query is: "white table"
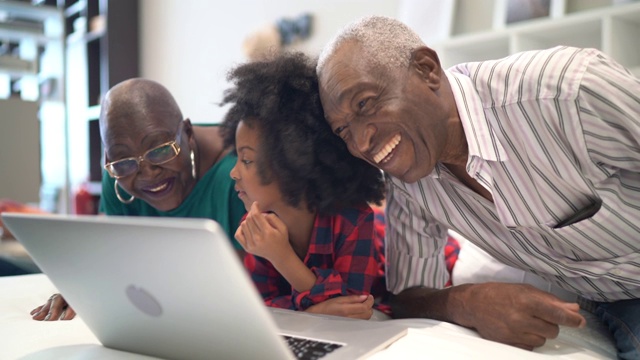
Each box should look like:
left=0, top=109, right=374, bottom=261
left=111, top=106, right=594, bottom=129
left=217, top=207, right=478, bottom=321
left=0, top=274, right=615, bottom=359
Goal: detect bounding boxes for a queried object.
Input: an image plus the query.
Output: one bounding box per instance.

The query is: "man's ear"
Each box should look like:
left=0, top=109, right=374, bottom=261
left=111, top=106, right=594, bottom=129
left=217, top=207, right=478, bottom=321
left=410, top=46, right=441, bottom=90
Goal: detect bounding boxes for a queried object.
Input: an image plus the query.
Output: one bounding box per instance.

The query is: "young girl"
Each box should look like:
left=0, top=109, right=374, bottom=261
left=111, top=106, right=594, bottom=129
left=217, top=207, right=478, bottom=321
left=220, top=52, right=391, bottom=319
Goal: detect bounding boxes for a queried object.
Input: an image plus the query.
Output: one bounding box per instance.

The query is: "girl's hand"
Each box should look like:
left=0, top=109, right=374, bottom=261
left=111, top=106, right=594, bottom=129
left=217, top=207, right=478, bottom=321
left=235, top=202, right=293, bottom=264
left=306, top=295, right=374, bottom=319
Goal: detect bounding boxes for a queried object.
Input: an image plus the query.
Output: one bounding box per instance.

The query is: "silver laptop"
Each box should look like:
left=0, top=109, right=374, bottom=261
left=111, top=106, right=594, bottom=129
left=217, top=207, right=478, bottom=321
left=2, top=213, right=407, bottom=360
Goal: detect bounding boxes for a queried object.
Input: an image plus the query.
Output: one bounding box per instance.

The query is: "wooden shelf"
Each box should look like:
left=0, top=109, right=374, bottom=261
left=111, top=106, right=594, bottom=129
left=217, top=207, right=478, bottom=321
left=64, top=0, right=139, bottom=211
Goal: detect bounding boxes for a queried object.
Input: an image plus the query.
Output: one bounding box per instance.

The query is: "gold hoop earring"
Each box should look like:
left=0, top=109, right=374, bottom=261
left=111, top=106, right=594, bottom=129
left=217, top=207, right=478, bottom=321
left=114, top=179, right=135, bottom=204
left=191, top=150, right=197, bottom=180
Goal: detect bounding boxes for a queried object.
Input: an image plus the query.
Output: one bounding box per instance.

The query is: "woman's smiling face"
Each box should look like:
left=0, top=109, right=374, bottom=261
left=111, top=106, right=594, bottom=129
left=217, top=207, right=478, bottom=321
left=99, top=78, right=200, bottom=212
left=103, top=115, right=197, bottom=212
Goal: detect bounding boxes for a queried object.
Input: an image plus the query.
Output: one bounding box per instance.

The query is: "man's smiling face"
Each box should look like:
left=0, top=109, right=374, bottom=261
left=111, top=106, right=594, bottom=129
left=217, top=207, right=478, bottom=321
left=318, top=41, right=450, bottom=183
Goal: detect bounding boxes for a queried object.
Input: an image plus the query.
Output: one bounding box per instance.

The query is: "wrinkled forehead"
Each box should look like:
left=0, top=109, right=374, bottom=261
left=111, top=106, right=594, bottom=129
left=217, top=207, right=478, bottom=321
left=100, top=82, right=181, bottom=141
left=319, top=41, right=369, bottom=79
left=101, top=106, right=178, bottom=147
left=320, top=45, right=364, bottom=89
left=318, top=44, right=382, bottom=117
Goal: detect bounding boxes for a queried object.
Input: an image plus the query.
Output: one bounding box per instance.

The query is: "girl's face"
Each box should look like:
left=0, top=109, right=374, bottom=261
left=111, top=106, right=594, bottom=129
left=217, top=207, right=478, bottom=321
left=230, top=120, right=284, bottom=212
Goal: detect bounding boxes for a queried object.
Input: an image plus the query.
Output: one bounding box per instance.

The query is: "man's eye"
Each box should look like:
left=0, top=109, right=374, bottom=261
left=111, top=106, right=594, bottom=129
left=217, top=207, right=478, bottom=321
left=334, top=125, right=347, bottom=135
left=358, top=98, right=368, bottom=109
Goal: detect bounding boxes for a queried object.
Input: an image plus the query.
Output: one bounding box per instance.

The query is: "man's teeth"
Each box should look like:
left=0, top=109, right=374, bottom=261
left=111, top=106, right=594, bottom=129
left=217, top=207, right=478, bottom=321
left=373, top=134, right=401, bottom=164
left=149, top=182, right=168, bottom=192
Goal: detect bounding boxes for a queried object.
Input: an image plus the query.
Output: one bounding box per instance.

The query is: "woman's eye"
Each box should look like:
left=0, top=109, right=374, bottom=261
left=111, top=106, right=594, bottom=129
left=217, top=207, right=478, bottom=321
left=358, top=98, right=368, bottom=109
left=334, top=125, right=347, bottom=135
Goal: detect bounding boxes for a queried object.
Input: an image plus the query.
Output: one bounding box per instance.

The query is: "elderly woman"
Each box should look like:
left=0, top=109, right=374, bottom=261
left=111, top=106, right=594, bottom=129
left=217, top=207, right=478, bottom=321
left=31, top=78, right=246, bottom=321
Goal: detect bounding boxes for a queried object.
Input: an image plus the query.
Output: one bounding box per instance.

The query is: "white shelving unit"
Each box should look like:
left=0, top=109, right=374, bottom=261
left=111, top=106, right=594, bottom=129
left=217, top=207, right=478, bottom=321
left=0, top=1, right=66, bottom=212
left=430, top=0, right=640, bottom=76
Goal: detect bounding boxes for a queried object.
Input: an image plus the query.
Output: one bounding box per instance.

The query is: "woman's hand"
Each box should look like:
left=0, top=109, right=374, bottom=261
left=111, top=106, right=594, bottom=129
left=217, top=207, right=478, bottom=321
left=30, top=293, right=76, bottom=321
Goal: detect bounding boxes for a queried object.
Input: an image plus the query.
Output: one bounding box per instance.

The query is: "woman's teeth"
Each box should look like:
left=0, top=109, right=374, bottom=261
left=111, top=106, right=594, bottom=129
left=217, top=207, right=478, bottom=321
left=373, top=134, right=401, bottom=164
left=149, top=182, right=168, bottom=192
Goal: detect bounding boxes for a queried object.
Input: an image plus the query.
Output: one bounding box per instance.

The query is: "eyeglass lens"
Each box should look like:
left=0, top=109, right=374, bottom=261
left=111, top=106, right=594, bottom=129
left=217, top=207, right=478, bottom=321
left=110, top=142, right=178, bottom=177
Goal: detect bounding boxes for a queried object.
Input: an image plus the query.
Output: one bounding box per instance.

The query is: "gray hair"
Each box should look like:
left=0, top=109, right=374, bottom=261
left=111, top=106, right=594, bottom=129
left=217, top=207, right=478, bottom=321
left=317, top=16, right=425, bottom=75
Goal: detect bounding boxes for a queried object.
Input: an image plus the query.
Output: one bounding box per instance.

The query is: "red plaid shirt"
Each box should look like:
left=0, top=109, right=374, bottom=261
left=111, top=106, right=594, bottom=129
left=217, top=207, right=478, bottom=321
left=243, top=204, right=391, bottom=315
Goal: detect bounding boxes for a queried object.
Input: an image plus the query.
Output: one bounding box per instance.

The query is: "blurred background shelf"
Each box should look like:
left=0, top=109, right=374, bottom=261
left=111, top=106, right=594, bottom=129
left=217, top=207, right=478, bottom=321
left=428, top=0, right=640, bottom=69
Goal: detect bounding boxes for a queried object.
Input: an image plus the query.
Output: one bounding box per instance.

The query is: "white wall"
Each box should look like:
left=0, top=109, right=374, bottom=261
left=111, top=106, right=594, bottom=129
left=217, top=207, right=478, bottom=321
left=139, top=0, right=400, bottom=124
left=0, top=99, right=40, bottom=204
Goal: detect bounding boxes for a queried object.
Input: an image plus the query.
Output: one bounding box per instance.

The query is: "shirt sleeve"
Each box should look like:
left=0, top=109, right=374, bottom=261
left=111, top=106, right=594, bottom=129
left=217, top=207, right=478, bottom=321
left=384, top=177, right=450, bottom=294
left=291, top=209, right=386, bottom=310
left=244, top=253, right=298, bottom=310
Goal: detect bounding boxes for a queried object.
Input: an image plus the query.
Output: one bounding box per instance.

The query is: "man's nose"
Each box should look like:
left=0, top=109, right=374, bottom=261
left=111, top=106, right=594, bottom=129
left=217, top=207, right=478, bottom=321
left=352, top=122, right=376, bottom=154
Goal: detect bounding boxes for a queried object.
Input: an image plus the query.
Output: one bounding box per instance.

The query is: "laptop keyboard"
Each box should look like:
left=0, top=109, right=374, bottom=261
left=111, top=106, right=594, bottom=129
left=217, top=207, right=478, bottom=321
left=283, top=335, right=343, bottom=360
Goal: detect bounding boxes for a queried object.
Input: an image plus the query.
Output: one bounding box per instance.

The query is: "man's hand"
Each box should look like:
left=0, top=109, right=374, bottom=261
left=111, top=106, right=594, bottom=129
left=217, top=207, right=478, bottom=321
left=393, top=283, right=586, bottom=350
left=306, top=294, right=374, bottom=320
left=459, top=283, right=586, bottom=350
left=30, top=293, right=76, bottom=321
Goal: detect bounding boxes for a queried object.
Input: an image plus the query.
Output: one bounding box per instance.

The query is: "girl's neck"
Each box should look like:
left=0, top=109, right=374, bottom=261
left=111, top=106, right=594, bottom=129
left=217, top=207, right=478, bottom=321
left=274, top=205, right=317, bottom=260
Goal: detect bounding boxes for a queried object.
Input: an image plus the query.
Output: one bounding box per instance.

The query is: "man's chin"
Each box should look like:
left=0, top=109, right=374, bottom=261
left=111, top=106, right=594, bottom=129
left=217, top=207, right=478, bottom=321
left=395, top=166, right=431, bottom=184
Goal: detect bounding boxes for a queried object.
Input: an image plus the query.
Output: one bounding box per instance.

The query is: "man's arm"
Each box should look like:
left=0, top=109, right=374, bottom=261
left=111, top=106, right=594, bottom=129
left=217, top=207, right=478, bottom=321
left=391, top=282, right=586, bottom=350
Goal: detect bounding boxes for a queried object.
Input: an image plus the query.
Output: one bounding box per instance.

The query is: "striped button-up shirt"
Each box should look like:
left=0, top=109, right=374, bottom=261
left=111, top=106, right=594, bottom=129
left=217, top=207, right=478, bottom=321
left=385, top=46, right=640, bottom=302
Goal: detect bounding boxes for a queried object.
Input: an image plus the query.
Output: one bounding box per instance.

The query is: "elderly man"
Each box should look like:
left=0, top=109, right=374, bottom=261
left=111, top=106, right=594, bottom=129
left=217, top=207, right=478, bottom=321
left=316, top=16, right=640, bottom=358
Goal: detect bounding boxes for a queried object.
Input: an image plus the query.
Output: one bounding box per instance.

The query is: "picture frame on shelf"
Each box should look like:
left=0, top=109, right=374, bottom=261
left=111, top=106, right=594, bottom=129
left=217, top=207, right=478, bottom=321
left=493, top=0, right=565, bottom=29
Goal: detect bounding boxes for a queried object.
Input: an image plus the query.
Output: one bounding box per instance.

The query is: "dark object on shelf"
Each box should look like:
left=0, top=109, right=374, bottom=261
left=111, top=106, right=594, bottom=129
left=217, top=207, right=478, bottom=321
left=277, top=13, right=313, bottom=45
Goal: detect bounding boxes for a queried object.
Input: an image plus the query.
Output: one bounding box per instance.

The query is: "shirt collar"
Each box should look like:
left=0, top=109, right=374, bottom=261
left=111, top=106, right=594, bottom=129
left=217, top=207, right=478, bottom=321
left=445, top=69, right=509, bottom=163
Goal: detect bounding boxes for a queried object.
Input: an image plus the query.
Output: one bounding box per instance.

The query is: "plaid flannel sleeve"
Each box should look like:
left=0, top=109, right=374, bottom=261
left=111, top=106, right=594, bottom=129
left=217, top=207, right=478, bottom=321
left=292, top=208, right=388, bottom=312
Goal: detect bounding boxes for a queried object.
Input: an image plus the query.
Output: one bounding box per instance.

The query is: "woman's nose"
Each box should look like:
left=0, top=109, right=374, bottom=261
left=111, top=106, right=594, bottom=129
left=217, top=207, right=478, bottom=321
left=137, top=159, right=162, bottom=177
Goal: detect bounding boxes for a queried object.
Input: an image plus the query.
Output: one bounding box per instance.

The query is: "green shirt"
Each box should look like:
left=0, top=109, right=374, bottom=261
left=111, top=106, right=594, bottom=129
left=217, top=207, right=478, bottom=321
left=99, top=152, right=246, bottom=249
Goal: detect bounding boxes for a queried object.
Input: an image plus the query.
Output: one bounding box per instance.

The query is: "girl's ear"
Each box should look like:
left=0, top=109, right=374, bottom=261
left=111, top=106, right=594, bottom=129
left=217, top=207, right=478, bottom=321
left=410, top=46, right=442, bottom=90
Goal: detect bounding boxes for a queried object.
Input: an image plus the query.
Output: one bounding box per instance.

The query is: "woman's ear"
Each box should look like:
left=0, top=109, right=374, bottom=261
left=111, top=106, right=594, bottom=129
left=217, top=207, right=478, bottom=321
left=410, top=46, right=442, bottom=90
left=183, top=118, right=193, bottom=136
left=182, top=118, right=197, bottom=151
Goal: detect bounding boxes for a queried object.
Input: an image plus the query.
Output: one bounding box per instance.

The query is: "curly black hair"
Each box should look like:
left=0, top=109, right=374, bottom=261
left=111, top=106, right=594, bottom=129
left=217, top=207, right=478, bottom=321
left=220, top=51, right=384, bottom=214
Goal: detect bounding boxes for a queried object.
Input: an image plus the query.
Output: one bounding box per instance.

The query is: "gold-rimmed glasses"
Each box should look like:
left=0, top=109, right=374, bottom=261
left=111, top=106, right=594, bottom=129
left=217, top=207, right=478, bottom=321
left=104, top=123, right=183, bottom=179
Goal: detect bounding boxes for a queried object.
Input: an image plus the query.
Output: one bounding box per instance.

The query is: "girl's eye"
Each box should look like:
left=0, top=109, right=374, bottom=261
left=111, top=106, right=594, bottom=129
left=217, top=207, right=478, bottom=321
left=242, top=159, right=253, bottom=165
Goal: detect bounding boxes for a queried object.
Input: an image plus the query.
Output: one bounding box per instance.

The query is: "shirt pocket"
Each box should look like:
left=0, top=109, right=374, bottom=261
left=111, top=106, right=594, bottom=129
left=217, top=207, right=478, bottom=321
left=552, top=199, right=601, bottom=229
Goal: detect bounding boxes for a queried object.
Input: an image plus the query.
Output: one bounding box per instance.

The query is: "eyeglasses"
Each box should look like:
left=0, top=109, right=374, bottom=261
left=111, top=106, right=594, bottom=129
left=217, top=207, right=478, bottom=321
left=104, top=124, right=183, bottom=179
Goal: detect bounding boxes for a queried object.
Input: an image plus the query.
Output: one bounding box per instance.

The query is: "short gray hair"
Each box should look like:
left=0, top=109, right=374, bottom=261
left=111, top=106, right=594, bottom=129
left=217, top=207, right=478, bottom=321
left=317, top=16, right=425, bottom=75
